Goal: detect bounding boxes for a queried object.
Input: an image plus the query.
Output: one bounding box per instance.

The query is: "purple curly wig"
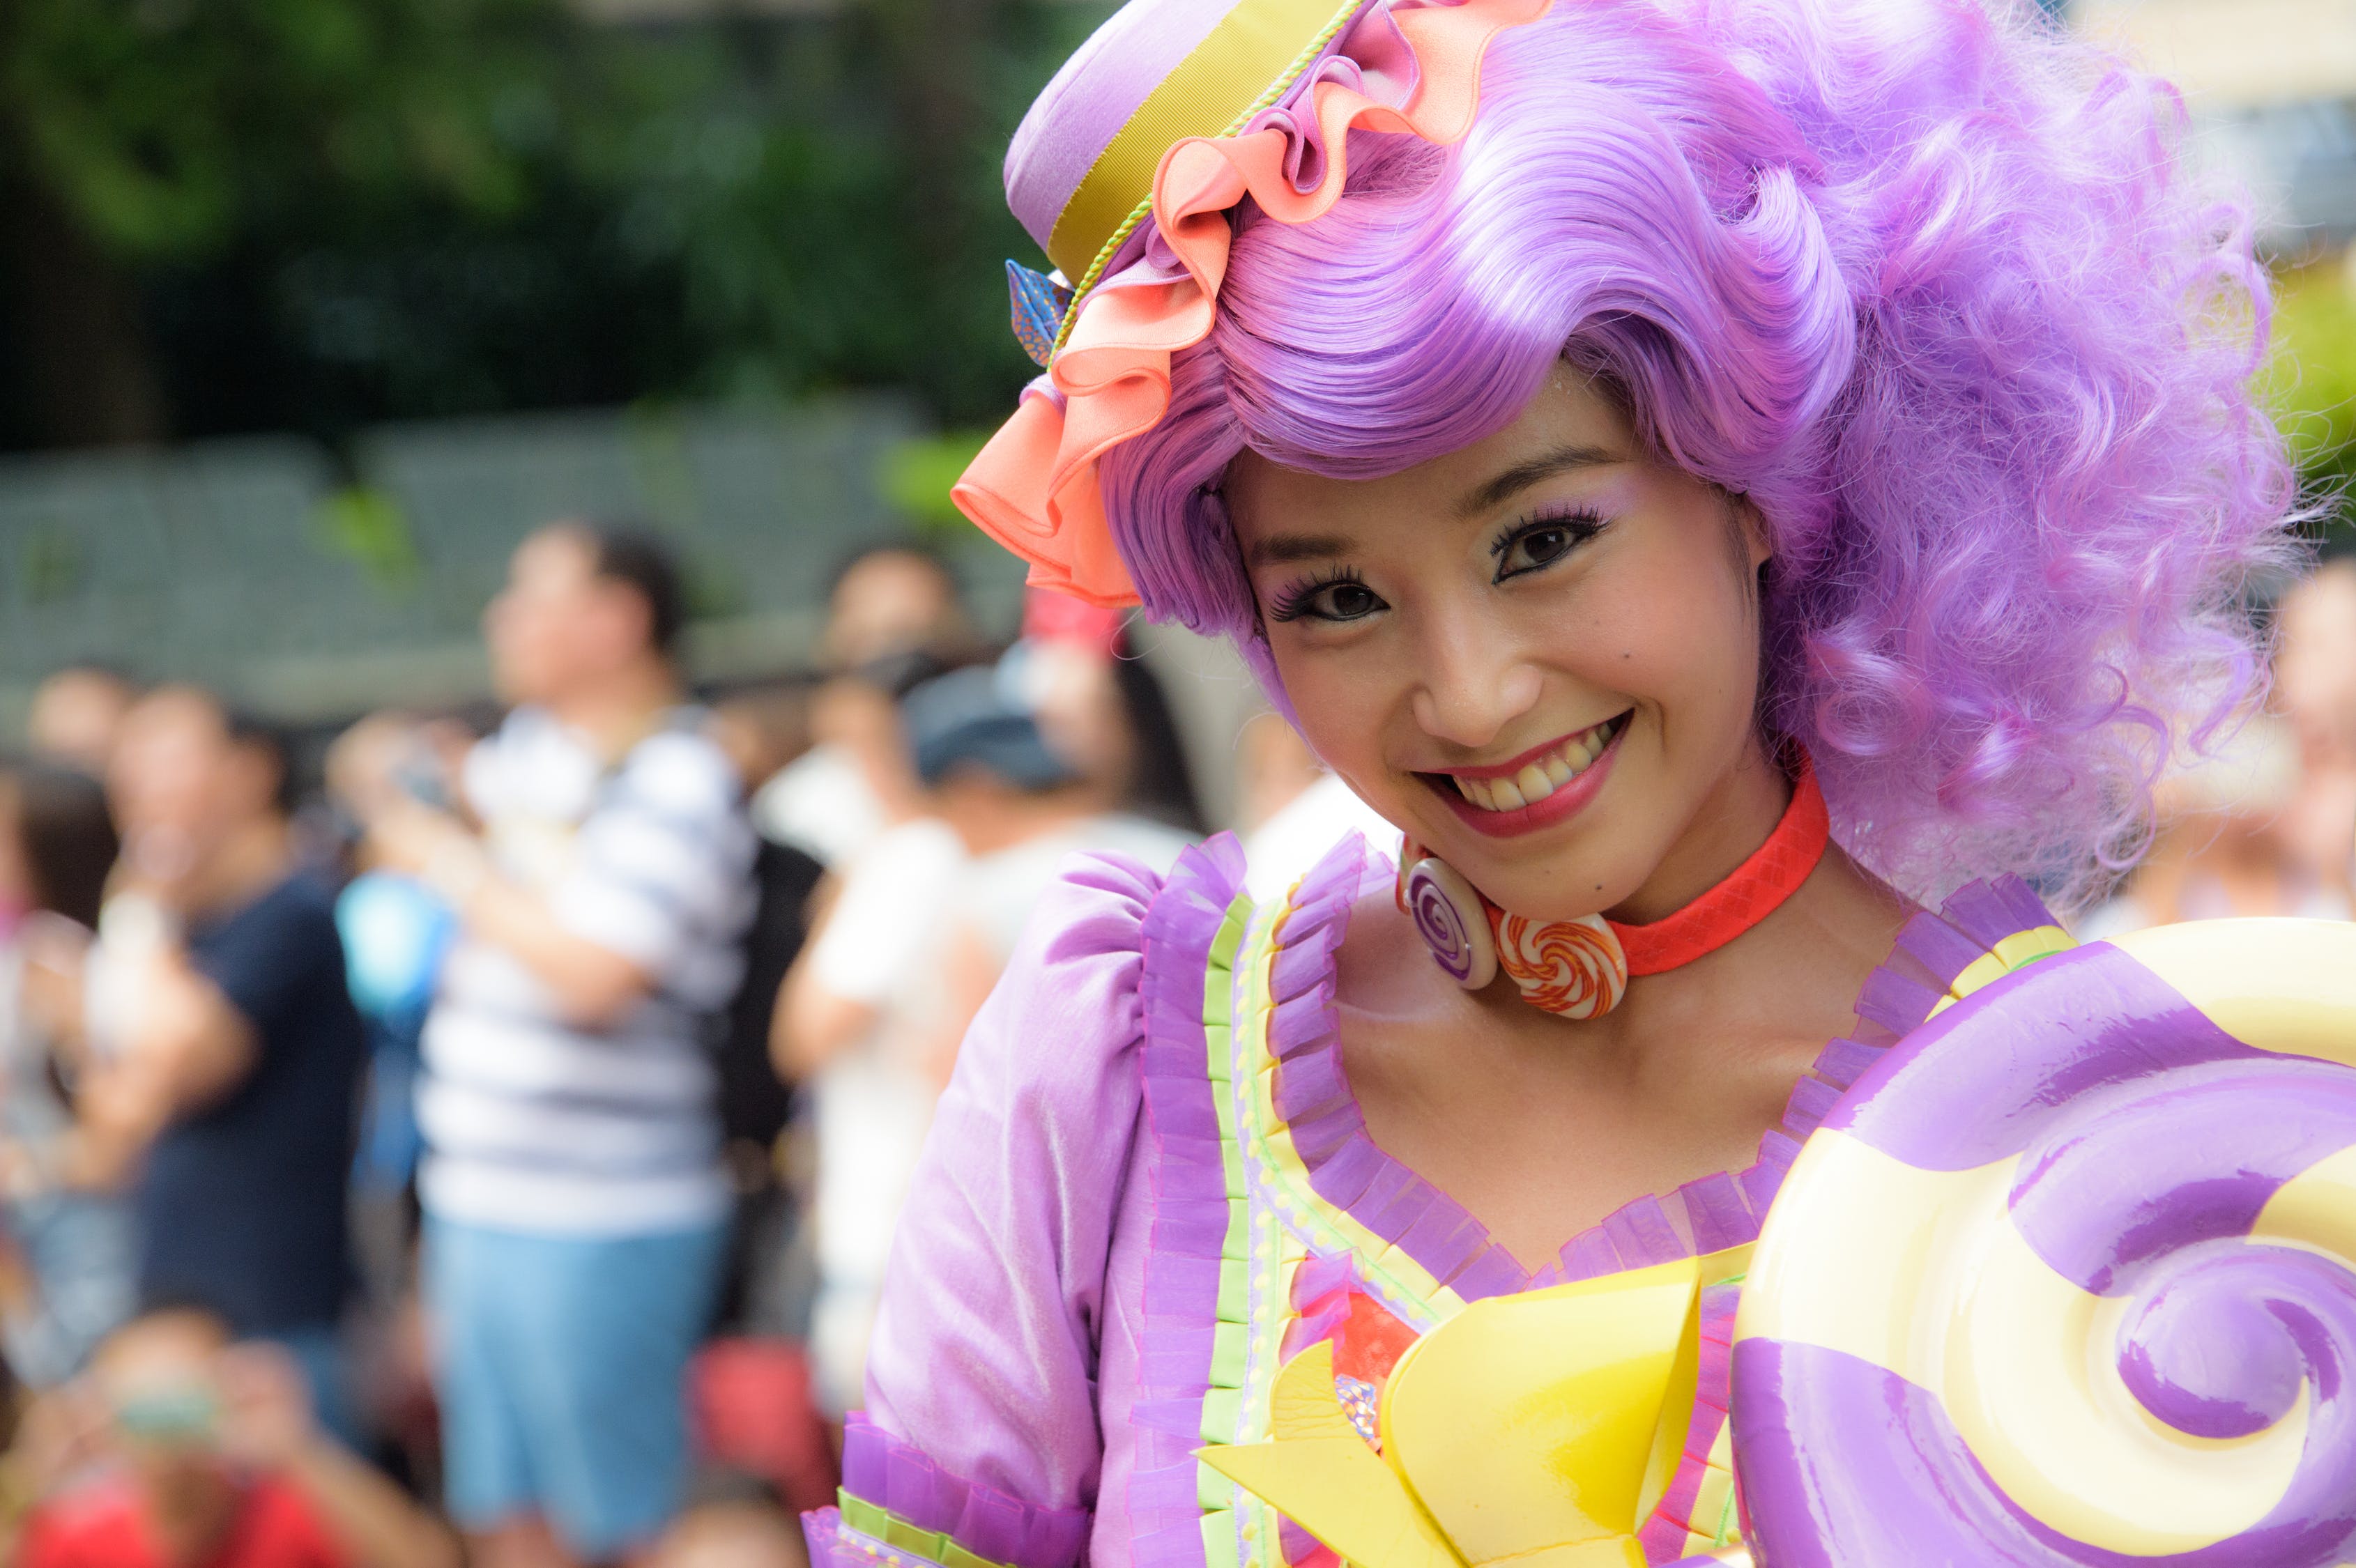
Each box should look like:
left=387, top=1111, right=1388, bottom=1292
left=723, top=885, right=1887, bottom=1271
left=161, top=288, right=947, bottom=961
left=1083, top=0, right=2297, bottom=905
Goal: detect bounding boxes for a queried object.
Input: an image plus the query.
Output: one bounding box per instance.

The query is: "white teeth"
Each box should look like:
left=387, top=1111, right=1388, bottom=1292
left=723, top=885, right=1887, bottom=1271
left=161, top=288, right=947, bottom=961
left=1446, top=714, right=1623, bottom=813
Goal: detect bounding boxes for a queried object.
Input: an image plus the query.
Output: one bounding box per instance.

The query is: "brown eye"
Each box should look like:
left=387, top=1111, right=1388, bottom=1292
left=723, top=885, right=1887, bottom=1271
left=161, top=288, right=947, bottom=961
left=1315, top=581, right=1383, bottom=620
left=1271, top=571, right=1389, bottom=624
left=1510, top=527, right=1573, bottom=571
left=1493, top=514, right=1604, bottom=581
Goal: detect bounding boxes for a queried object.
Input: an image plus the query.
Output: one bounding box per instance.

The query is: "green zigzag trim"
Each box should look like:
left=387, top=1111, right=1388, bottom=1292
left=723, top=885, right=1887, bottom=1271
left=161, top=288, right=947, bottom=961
left=836, top=1491, right=1020, bottom=1568
left=1193, top=890, right=1255, bottom=1568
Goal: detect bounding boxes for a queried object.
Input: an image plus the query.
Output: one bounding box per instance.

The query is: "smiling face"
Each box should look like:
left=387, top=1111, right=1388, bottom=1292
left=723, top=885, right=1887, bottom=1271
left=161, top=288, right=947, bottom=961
left=1227, top=370, right=1782, bottom=923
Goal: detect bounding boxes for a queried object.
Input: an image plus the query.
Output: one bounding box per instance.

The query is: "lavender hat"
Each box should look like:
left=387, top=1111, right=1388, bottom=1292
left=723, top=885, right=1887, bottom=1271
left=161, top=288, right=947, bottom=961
left=958, top=0, right=1552, bottom=605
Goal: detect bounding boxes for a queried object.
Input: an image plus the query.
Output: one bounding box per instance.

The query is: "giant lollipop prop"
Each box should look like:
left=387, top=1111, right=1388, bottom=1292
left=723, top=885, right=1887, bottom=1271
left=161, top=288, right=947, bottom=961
left=1734, top=917, right=2356, bottom=1565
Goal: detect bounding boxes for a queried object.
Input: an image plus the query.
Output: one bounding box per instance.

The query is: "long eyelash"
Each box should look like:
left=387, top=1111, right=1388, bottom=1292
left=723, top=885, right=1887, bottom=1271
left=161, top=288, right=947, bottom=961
left=1268, top=565, right=1366, bottom=624
left=1489, top=506, right=1607, bottom=559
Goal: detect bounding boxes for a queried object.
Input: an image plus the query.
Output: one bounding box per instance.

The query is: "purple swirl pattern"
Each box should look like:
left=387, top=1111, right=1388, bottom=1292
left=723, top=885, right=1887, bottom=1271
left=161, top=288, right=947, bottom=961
left=1400, top=856, right=1497, bottom=990
left=1732, top=929, right=2356, bottom=1567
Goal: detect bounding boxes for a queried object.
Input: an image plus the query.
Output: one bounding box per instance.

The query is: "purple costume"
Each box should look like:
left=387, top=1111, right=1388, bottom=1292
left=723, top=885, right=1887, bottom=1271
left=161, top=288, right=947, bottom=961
left=804, top=836, right=2069, bottom=1568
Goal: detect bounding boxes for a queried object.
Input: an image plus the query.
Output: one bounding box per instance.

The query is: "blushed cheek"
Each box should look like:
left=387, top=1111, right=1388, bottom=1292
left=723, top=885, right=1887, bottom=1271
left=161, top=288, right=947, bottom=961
left=1660, top=565, right=1766, bottom=753
left=1273, top=650, right=1400, bottom=806
left=1579, top=526, right=1760, bottom=750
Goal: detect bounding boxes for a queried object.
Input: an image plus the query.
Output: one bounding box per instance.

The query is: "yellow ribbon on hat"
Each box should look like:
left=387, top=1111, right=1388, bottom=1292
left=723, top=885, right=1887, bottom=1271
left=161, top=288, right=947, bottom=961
left=1200, top=1250, right=1747, bottom=1568
left=1044, top=0, right=1369, bottom=288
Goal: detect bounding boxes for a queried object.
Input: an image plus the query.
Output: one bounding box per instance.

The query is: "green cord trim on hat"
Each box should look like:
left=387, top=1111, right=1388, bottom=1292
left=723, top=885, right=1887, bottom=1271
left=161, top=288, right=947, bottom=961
left=1044, top=0, right=1372, bottom=361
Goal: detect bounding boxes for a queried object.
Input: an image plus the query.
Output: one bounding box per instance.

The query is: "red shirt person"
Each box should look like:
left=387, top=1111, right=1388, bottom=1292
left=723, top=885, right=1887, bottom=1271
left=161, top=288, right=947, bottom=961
left=20, top=1473, right=346, bottom=1568
left=14, top=1308, right=453, bottom=1568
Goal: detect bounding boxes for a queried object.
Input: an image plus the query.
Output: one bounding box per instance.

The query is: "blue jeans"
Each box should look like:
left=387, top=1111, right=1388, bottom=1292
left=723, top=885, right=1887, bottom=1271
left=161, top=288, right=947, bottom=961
left=424, top=1215, right=729, bottom=1559
left=1, top=1187, right=135, bottom=1387
left=267, top=1321, right=362, bottom=1451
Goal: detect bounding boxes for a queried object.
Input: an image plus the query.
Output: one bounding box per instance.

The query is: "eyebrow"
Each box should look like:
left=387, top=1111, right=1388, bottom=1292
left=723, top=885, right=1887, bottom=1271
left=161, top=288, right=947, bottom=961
left=1454, top=443, right=1621, bottom=518
left=1245, top=532, right=1354, bottom=569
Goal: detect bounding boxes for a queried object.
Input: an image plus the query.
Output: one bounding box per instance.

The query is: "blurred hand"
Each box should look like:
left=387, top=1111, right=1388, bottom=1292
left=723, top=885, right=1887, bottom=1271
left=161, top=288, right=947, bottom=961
left=365, top=803, right=484, bottom=902
left=144, top=948, right=227, bottom=1050
left=215, top=1344, right=318, bottom=1469
left=18, top=915, right=90, bottom=1055
left=0, top=1142, right=41, bottom=1202
left=5, top=1383, right=112, bottom=1503
left=365, top=800, right=461, bottom=875
left=416, top=721, right=477, bottom=790
left=68, top=945, right=259, bottom=1187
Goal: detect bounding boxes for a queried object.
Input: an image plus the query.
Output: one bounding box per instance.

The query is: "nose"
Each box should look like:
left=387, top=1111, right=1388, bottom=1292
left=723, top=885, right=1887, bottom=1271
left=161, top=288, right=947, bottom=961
left=1409, top=607, right=1543, bottom=750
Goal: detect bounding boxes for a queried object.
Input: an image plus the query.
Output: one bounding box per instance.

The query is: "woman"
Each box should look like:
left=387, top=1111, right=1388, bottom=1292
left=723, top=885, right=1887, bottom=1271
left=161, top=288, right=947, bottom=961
left=0, top=763, right=136, bottom=1388
left=810, top=1, right=2292, bottom=1565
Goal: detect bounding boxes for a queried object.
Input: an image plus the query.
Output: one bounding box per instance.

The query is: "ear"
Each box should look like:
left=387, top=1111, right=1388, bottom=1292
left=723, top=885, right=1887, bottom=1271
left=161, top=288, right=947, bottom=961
left=229, top=744, right=284, bottom=814
left=1730, top=493, right=1773, bottom=572
left=595, top=578, right=656, bottom=654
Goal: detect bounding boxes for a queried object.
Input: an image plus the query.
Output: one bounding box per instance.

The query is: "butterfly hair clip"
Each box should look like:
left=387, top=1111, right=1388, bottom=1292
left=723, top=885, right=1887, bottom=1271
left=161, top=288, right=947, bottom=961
left=1007, top=261, right=1076, bottom=369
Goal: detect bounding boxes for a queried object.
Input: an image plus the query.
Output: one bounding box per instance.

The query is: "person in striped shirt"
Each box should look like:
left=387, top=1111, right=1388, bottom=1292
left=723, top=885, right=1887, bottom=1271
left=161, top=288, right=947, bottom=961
left=365, top=523, right=756, bottom=1568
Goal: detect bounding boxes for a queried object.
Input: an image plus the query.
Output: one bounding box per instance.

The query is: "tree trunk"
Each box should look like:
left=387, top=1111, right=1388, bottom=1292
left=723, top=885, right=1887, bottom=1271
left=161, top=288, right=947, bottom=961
left=0, top=164, right=171, bottom=448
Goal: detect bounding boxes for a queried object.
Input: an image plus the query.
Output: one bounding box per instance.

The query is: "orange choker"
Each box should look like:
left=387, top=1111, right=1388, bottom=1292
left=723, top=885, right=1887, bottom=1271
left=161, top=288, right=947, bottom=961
left=1394, top=758, right=1830, bottom=1019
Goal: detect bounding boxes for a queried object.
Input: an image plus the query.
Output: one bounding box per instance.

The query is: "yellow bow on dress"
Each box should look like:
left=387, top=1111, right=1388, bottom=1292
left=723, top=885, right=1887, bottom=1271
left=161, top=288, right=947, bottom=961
left=1200, top=1253, right=1745, bottom=1568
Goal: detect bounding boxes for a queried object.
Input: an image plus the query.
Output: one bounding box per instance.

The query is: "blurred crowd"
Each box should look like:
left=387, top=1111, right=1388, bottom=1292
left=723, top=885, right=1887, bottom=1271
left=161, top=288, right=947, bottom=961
left=0, top=521, right=1391, bottom=1568
left=2081, top=561, right=2356, bottom=935
left=0, top=512, right=2342, bottom=1568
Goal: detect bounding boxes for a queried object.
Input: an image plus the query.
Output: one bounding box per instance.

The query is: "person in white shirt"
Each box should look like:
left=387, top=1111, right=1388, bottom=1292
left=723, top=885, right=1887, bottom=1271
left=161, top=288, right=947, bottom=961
left=754, top=545, right=976, bottom=868
left=772, top=655, right=1192, bottom=1416
left=365, top=523, right=756, bottom=1568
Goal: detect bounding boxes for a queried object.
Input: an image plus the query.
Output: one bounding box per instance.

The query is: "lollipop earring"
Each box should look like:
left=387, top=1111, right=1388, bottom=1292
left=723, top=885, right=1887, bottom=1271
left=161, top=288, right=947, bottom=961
left=1398, top=755, right=1829, bottom=1020
left=1397, top=855, right=1500, bottom=990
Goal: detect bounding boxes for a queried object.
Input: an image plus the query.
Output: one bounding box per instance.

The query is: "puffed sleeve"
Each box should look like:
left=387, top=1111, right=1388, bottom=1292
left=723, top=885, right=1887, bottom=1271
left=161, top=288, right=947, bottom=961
left=804, top=850, right=1165, bottom=1568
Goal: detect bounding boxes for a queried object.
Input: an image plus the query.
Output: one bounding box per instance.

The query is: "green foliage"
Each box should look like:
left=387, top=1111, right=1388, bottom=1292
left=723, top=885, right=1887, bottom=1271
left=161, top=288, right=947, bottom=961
left=2271, top=266, right=2356, bottom=456
left=2267, top=262, right=2356, bottom=538
left=581, top=0, right=1115, bottom=424
left=880, top=429, right=993, bottom=532
left=0, top=0, right=1115, bottom=447
left=17, top=527, right=84, bottom=604
left=2, top=0, right=581, bottom=257
left=315, top=485, right=421, bottom=590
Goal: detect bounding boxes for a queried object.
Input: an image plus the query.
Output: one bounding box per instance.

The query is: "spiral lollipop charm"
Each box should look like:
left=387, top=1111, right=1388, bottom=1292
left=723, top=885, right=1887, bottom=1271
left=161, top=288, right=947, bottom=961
left=1399, top=855, right=1497, bottom=990
left=1733, top=918, right=2356, bottom=1567
left=1495, top=911, right=1627, bottom=1020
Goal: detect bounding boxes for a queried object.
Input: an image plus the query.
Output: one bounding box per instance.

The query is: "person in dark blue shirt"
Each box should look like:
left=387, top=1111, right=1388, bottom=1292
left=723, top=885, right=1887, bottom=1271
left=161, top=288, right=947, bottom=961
left=153, top=875, right=362, bottom=1335
left=74, top=688, right=365, bottom=1438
